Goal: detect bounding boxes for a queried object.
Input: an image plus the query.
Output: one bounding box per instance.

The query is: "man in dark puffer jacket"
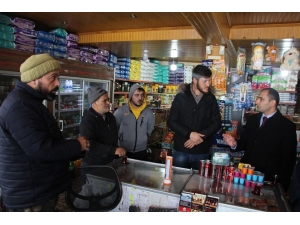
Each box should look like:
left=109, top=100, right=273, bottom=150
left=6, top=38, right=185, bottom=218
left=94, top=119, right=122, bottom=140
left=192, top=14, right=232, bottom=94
left=0, top=53, right=89, bottom=211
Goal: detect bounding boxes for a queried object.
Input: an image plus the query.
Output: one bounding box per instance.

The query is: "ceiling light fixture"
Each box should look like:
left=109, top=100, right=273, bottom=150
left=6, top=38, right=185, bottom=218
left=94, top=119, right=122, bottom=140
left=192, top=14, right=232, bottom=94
left=170, top=58, right=177, bottom=71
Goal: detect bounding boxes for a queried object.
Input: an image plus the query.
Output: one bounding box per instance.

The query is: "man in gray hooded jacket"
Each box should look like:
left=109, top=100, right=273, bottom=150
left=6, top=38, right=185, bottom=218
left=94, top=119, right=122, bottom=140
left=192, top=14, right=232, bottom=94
left=114, top=84, right=155, bottom=161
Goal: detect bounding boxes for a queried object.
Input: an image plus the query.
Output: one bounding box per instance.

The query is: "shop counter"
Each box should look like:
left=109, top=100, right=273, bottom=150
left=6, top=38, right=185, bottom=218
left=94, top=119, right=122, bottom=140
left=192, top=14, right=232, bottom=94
left=107, top=159, right=290, bottom=212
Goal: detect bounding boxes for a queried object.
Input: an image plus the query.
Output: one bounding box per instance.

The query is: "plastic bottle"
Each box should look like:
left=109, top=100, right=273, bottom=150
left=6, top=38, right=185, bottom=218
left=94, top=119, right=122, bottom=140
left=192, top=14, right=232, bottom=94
left=164, top=156, right=173, bottom=186
left=69, top=80, right=73, bottom=92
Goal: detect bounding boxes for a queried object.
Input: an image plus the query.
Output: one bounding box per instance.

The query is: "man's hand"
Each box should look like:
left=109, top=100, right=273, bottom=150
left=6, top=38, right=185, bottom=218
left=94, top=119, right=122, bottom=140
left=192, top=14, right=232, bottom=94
left=184, top=139, right=196, bottom=149
left=222, top=133, right=237, bottom=148
left=77, top=136, right=90, bottom=151
left=190, top=132, right=205, bottom=145
left=115, top=147, right=126, bottom=157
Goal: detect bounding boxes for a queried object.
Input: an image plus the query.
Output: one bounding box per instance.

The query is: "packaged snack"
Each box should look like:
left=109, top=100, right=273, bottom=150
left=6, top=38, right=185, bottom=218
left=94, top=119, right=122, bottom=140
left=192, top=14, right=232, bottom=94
left=67, top=40, right=78, bottom=48
left=14, top=34, right=36, bottom=46
left=36, top=39, right=53, bottom=49
left=14, top=43, right=35, bottom=53
left=0, top=31, right=14, bottom=41
left=49, top=28, right=68, bottom=38
left=236, top=47, right=246, bottom=75
left=35, top=47, right=53, bottom=55
left=0, top=24, right=14, bottom=33
left=93, top=54, right=108, bottom=62
left=53, top=44, right=67, bottom=53
left=36, top=31, right=55, bottom=42
left=67, top=48, right=80, bottom=55
left=54, top=35, right=67, bottom=45
left=0, top=39, right=15, bottom=49
left=66, top=33, right=79, bottom=42
left=251, top=42, right=266, bottom=71
left=0, top=13, right=12, bottom=25
left=11, top=17, right=35, bottom=30
left=53, top=50, right=67, bottom=58
left=13, top=27, right=37, bottom=37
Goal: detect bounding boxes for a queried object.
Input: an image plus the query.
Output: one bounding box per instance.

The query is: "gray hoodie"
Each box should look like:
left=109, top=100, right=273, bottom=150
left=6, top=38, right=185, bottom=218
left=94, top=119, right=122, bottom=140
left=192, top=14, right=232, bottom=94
left=114, top=84, right=155, bottom=153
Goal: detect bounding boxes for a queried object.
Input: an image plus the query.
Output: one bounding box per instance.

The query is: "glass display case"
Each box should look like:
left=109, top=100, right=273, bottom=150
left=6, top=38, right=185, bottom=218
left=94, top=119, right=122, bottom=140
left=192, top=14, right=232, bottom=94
left=0, top=73, right=19, bottom=107
left=51, top=76, right=111, bottom=139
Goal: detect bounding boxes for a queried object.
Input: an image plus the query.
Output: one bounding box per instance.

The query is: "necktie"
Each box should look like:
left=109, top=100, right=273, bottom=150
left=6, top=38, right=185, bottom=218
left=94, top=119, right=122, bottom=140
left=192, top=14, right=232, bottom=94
left=260, top=116, right=268, bottom=128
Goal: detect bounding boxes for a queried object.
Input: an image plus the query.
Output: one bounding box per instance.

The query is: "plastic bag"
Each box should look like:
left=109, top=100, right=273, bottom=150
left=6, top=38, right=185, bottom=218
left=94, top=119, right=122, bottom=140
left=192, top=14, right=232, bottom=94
left=236, top=47, right=246, bottom=75
left=251, top=42, right=265, bottom=71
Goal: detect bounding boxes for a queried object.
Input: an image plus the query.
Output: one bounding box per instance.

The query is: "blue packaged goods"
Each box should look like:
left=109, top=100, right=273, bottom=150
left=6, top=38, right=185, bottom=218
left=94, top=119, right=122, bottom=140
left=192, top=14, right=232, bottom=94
left=109, top=54, right=118, bottom=64
left=117, top=57, right=130, bottom=62
left=35, top=47, right=53, bottom=55
left=36, top=39, right=53, bottom=49
left=53, top=50, right=67, bottom=58
left=53, top=44, right=67, bottom=53
left=36, top=31, right=55, bottom=42
left=54, top=35, right=67, bottom=45
left=11, top=17, right=35, bottom=30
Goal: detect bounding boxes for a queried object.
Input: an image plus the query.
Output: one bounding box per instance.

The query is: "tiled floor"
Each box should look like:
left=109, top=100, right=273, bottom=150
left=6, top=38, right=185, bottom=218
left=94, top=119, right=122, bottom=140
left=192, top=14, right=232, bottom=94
left=0, top=192, right=72, bottom=212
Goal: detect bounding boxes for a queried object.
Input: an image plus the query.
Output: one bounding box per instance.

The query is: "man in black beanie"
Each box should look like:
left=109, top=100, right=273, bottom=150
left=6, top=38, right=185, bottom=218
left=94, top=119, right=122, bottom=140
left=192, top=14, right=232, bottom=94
left=0, top=53, right=89, bottom=212
left=79, top=86, right=126, bottom=166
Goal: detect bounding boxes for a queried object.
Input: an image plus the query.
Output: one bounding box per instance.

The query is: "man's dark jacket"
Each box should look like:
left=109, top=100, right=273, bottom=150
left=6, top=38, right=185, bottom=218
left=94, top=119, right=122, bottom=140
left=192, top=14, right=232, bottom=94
left=167, top=83, right=221, bottom=154
left=0, top=81, right=82, bottom=210
left=80, top=108, right=118, bottom=165
left=236, top=110, right=296, bottom=192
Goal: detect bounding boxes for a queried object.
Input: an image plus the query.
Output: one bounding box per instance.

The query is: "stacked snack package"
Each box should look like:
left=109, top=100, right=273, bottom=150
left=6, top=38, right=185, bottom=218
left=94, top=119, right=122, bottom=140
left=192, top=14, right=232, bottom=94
left=94, top=48, right=110, bottom=66
left=116, top=58, right=130, bottom=79
left=129, top=59, right=141, bottom=80
left=184, top=65, right=193, bottom=83
left=108, top=53, right=117, bottom=68
left=175, top=64, right=184, bottom=84
left=66, top=33, right=80, bottom=60
left=152, top=63, right=163, bottom=83
left=0, top=13, right=15, bottom=49
left=0, top=13, right=38, bottom=53
left=80, top=46, right=97, bottom=64
left=35, top=30, right=55, bottom=56
left=211, top=59, right=226, bottom=96
left=140, top=61, right=155, bottom=82
left=49, top=28, right=68, bottom=58
left=151, top=60, right=161, bottom=83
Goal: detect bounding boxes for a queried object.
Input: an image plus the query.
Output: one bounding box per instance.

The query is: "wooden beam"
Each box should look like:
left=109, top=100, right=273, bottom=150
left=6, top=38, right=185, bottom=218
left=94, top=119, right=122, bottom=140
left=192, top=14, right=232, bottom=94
left=230, top=24, right=300, bottom=40
left=78, top=27, right=202, bottom=43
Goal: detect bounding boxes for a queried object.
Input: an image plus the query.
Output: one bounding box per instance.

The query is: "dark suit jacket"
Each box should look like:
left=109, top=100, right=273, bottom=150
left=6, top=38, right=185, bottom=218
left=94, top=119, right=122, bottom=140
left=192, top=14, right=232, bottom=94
left=235, top=110, right=297, bottom=192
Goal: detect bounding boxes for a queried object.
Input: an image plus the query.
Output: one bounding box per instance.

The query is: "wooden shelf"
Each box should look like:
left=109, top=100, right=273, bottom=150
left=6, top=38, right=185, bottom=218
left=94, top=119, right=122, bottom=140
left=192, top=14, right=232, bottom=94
left=279, top=102, right=296, bottom=105
left=114, top=91, right=176, bottom=95
left=115, top=78, right=179, bottom=86
left=252, top=89, right=297, bottom=93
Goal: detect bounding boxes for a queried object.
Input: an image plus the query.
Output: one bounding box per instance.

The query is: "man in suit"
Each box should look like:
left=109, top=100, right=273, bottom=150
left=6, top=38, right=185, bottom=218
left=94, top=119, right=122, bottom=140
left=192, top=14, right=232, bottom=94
left=223, top=88, right=297, bottom=193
